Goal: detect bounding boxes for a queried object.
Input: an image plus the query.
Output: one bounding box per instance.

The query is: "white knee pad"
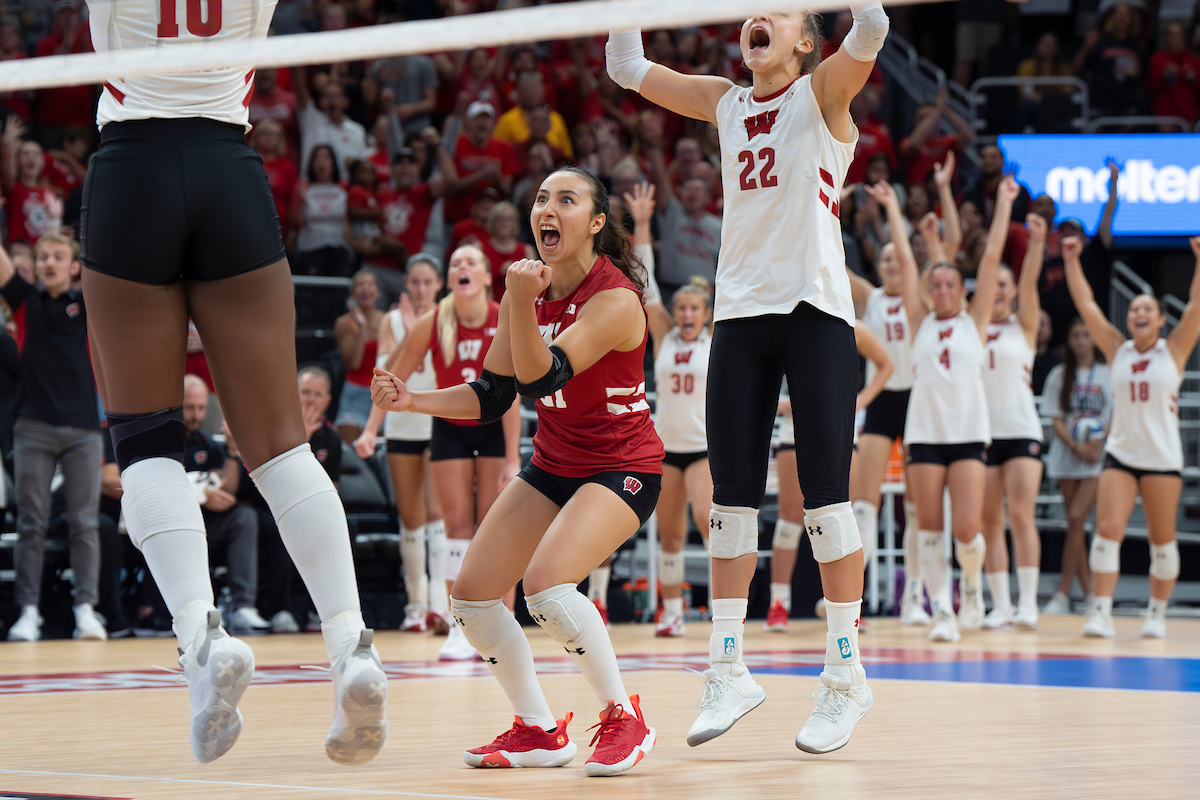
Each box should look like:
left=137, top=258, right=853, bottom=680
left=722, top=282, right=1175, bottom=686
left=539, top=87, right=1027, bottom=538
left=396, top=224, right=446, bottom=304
left=772, top=519, right=804, bottom=550
left=120, top=457, right=207, bottom=550
left=658, top=550, right=684, bottom=587
left=708, top=504, right=760, bottom=559
left=1150, top=540, right=1180, bottom=581
left=1089, top=536, right=1121, bottom=574
left=804, top=502, right=862, bottom=564
left=852, top=500, right=878, bottom=564
left=444, top=538, right=470, bottom=582
left=450, top=596, right=511, bottom=652
left=525, top=583, right=594, bottom=645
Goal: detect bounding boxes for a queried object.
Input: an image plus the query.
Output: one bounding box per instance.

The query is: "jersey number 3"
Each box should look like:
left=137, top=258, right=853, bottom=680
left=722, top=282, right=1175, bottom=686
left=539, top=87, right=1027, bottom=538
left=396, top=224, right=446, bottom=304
left=159, top=0, right=222, bottom=37
left=738, top=148, right=778, bottom=191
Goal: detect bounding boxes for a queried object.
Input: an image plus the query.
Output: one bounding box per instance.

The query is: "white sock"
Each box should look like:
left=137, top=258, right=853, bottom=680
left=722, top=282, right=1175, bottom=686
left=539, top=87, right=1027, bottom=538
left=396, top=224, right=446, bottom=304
left=453, top=596, right=555, bottom=729
left=1147, top=596, right=1168, bottom=620
left=823, top=598, right=863, bottom=679
left=663, top=596, right=683, bottom=617
left=139, top=530, right=215, bottom=619
left=1017, top=566, right=1039, bottom=612
left=400, top=525, right=429, bottom=608
left=1095, top=595, right=1113, bottom=615
left=918, top=531, right=952, bottom=616
left=954, top=533, right=986, bottom=595
left=526, top=584, right=630, bottom=710
left=658, top=549, right=683, bottom=588
left=587, top=565, right=611, bottom=606
left=987, top=571, right=1011, bottom=613
left=852, top=500, right=878, bottom=567
left=445, top=538, right=470, bottom=582
left=903, top=524, right=921, bottom=593
left=426, top=520, right=448, bottom=613
left=710, top=597, right=747, bottom=670
left=770, top=582, right=792, bottom=611
left=320, top=608, right=367, bottom=664
left=250, top=444, right=360, bottom=622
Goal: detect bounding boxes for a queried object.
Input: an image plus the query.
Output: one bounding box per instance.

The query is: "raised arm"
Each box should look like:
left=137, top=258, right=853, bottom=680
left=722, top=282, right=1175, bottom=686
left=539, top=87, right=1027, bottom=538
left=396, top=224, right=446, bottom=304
left=1062, top=236, right=1124, bottom=363
left=607, top=29, right=734, bottom=124
left=1097, top=158, right=1120, bottom=251
left=854, top=321, right=892, bottom=411
left=865, top=180, right=924, bottom=331
left=810, top=1, right=889, bottom=142
left=1167, top=237, right=1200, bottom=371
left=932, top=152, right=961, bottom=258
left=968, top=175, right=1017, bottom=336
left=1016, top=213, right=1047, bottom=347
left=917, top=212, right=948, bottom=267
left=625, top=182, right=673, bottom=349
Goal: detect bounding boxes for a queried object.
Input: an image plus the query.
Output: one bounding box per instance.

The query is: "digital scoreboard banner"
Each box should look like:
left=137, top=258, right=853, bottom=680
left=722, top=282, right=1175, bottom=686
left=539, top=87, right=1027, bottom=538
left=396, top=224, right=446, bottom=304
left=996, top=134, right=1200, bottom=239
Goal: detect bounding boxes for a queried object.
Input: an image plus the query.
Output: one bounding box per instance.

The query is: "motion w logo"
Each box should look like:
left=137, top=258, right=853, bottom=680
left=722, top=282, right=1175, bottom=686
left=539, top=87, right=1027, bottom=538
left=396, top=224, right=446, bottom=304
left=817, top=168, right=839, bottom=218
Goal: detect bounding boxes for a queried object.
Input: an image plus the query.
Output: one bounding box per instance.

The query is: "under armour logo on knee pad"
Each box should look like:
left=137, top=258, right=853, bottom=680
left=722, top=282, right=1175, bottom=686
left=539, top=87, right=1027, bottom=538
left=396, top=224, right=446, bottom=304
left=711, top=519, right=722, bottom=530
left=807, top=525, right=823, bottom=536
left=565, top=647, right=585, bottom=655
left=484, top=657, right=498, bottom=664
left=533, top=613, right=547, bottom=623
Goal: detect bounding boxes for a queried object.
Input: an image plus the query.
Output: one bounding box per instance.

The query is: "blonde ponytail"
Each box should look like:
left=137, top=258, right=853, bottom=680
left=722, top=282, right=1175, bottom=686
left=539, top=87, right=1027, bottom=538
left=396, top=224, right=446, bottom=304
left=437, top=293, right=458, bottom=368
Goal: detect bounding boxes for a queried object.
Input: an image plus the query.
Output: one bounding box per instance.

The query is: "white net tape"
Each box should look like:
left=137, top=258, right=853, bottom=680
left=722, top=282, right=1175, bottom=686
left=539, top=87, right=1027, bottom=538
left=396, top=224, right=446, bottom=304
left=0, top=0, right=928, bottom=92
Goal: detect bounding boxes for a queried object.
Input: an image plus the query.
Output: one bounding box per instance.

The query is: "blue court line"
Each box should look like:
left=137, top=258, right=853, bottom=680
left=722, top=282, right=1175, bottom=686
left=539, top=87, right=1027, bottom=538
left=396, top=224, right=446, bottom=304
left=754, top=656, right=1200, bottom=693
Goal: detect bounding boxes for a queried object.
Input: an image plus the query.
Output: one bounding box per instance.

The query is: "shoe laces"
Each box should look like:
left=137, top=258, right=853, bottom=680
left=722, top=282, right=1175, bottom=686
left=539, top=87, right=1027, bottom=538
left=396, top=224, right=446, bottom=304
left=586, top=704, right=629, bottom=748
left=490, top=719, right=528, bottom=747
left=689, top=667, right=738, bottom=711
left=809, top=684, right=850, bottom=724
left=152, top=664, right=187, bottom=686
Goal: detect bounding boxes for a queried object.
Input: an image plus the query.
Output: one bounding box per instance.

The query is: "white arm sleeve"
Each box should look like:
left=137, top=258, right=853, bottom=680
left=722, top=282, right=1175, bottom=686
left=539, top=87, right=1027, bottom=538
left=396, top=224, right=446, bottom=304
left=606, top=29, right=653, bottom=92
left=635, top=242, right=662, bottom=307
left=844, top=1, right=889, bottom=63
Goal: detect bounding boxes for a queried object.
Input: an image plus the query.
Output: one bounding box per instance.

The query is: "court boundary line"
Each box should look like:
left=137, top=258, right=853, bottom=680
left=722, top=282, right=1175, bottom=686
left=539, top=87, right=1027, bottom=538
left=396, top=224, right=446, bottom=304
left=0, top=769, right=524, bottom=800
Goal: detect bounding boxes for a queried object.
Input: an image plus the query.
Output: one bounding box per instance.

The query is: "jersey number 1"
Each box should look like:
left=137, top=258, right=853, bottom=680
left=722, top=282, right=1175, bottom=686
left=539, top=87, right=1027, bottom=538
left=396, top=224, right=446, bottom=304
left=737, top=148, right=778, bottom=191
left=159, top=0, right=223, bottom=37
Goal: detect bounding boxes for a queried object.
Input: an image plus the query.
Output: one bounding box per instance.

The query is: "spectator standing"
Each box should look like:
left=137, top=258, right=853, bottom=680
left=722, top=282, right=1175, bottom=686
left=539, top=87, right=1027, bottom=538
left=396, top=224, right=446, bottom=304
left=291, top=144, right=353, bottom=277
left=44, top=128, right=90, bottom=201
left=477, top=200, right=535, bottom=302
left=250, top=120, right=297, bottom=240
left=899, top=91, right=974, bottom=186
left=0, top=17, right=32, bottom=121
left=962, top=143, right=1031, bottom=225
left=443, top=102, right=520, bottom=225
left=1077, top=2, right=1151, bottom=118
left=1146, top=20, right=1200, bottom=126
left=370, top=54, right=439, bottom=139
left=492, top=71, right=575, bottom=159
left=646, top=148, right=720, bottom=294
left=1015, top=32, right=1075, bottom=110
left=846, top=86, right=896, bottom=186
left=33, top=1, right=96, bottom=145
left=953, top=0, right=1006, bottom=87
left=374, top=146, right=444, bottom=271
left=3, top=123, right=63, bottom=246
left=2, top=235, right=106, bottom=642
left=296, top=68, right=370, bottom=177
left=334, top=270, right=384, bottom=443
left=248, top=68, right=300, bottom=159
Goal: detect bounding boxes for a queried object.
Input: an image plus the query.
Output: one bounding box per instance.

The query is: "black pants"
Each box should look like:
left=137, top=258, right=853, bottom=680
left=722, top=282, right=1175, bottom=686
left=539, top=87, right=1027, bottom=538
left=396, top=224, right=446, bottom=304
left=707, top=302, right=857, bottom=510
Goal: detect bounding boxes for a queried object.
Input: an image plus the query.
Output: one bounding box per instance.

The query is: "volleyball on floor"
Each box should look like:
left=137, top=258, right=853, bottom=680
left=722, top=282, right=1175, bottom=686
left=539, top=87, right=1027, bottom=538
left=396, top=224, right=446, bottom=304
left=1072, top=417, right=1104, bottom=443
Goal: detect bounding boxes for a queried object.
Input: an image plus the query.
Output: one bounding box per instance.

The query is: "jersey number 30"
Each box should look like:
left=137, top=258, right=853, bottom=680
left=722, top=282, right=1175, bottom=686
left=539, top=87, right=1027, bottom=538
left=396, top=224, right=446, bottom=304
left=159, top=0, right=222, bottom=37
left=738, top=148, right=778, bottom=191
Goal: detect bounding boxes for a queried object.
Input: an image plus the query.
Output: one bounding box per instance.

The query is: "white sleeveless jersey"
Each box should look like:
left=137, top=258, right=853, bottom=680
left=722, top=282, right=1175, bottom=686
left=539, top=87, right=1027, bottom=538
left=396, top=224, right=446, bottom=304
left=1106, top=339, right=1183, bottom=471
left=861, top=288, right=913, bottom=391
left=88, top=0, right=276, bottom=131
left=654, top=328, right=710, bottom=453
left=381, top=308, right=436, bottom=441
left=983, top=314, right=1044, bottom=441
left=904, top=311, right=990, bottom=446
left=713, top=76, right=857, bottom=325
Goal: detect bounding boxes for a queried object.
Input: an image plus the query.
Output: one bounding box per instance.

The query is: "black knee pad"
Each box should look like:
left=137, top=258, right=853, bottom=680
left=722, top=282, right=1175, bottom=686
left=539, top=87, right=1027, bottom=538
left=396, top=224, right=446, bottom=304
left=107, top=406, right=186, bottom=471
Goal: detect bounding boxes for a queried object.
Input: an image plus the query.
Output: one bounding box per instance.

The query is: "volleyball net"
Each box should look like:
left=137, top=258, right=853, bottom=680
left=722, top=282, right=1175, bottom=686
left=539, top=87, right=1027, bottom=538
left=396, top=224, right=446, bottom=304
left=0, top=0, right=932, bottom=92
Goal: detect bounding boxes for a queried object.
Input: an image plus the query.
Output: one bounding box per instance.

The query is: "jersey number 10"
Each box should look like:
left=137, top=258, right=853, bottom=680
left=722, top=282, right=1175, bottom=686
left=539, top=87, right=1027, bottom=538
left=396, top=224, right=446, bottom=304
left=159, top=0, right=222, bottom=37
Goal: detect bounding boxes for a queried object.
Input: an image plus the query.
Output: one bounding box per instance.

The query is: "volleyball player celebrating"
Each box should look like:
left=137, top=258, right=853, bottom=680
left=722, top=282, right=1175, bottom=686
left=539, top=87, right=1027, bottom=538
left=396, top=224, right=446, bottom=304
left=979, top=214, right=1048, bottom=630
left=608, top=3, right=890, bottom=752
left=355, top=254, right=449, bottom=634
left=78, top=0, right=386, bottom=765
left=1065, top=236, right=1200, bottom=639
left=890, top=175, right=1012, bottom=643
left=371, top=167, right=660, bottom=776
left=376, top=243, right=521, bottom=660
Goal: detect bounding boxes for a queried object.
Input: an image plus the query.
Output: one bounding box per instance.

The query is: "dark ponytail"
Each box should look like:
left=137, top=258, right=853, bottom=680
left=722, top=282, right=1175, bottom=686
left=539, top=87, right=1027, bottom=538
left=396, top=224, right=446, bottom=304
left=550, top=166, right=647, bottom=293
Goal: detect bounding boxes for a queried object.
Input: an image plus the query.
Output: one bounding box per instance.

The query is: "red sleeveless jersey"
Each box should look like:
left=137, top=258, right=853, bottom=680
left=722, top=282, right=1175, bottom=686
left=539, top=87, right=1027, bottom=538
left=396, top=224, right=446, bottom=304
left=430, top=300, right=500, bottom=427
left=530, top=257, right=664, bottom=477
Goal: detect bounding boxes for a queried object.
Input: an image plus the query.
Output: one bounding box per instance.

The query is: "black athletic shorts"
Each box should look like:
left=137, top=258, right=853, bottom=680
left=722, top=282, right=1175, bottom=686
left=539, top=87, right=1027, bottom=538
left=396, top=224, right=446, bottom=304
left=986, top=438, right=1043, bottom=466
left=908, top=442, right=988, bottom=466
left=387, top=439, right=430, bottom=456
left=663, top=450, right=707, bottom=471
left=1103, top=453, right=1181, bottom=480
left=861, top=389, right=911, bottom=441
left=518, top=462, right=661, bottom=527
left=81, top=118, right=286, bottom=284
left=430, top=417, right=505, bottom=461
left=707, top=302, right=857, bottom=510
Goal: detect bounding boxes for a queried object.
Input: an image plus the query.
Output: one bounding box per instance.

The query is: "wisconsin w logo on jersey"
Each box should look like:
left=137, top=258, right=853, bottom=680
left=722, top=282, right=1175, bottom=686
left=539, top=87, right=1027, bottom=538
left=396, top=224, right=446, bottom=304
left=675, top=349, right=693, bottom=365
left=1131, top=359, right=1151, bottom=373
left=888, top=302, right=903, bottom=314
left=457, top=339, right=482, bottom=362
left=744, top=109, right=779, bottom=140
left=939, top=327, right=954, bottom=341
left=987, top=331, right=1002, bottom=342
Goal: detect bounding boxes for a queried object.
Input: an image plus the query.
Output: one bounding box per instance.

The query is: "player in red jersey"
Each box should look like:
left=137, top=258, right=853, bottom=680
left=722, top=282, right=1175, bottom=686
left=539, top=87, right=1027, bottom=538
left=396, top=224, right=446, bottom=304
left=376, top=242, right=521, bottom=660
left=371, top=167, right=660, bottom=777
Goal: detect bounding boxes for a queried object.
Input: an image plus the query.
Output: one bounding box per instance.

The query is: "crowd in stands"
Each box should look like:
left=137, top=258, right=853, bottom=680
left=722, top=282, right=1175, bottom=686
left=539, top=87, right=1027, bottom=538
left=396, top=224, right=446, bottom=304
left=0, top=0, right=1193, bottom=638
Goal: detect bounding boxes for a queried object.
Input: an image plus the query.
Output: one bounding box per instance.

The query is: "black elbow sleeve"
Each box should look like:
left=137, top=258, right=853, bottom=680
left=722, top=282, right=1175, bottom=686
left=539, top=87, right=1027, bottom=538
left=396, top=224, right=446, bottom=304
left=469, top=369, right=518, bottom=425
left=516, top=346, right=574, bottom=399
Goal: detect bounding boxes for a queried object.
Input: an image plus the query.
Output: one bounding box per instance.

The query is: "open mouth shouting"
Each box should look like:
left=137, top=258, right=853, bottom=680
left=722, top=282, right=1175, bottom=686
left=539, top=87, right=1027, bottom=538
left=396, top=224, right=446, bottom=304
left=749, top=23, right=771, bottom=53
left=539, top=224, right=561, bottom=254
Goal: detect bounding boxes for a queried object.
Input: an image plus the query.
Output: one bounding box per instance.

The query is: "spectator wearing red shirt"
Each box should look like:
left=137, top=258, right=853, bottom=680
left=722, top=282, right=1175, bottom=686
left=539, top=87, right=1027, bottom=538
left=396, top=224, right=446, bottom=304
left=2, top=126, right=61, bottom=246
left=899, top=92, right=974, bottom=186
left=34, top=1, right=96, bottom=136
left=846, top=87, right=896, bottom=186
left=443, top=102, right=520, bottom=224
left=449, top=188, right=500, bottom=254
left=478, top=201, right=535, bottom=302
left=248, top=67, right=299, bottom=158
left=367, top=114, right=393, bottom=186
left=374, top=146, right=444, bottom=272
left=1146, top=21, right=1200, bottom=126
left=0, top=18, right=33, bottom=121
left=249, top=119, right=297, bottom=239
left=434, top=48, right=502, bottom=117
left=43, top=128, right=89, bottom=199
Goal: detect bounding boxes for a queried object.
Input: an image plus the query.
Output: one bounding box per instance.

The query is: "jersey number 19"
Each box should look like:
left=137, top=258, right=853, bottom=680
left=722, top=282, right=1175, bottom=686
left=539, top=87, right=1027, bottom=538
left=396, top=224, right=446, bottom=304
left=159, top=0, right=222, bottom=38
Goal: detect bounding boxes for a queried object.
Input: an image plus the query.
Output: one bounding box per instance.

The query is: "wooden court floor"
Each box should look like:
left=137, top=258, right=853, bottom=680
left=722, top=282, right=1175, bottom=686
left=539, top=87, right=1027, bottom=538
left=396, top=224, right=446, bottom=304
left=1, top=615, right=1199, bottom=800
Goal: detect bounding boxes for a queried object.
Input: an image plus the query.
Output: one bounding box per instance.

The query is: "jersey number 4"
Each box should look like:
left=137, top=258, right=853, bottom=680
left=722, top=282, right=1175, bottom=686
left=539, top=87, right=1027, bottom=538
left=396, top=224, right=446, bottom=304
left=159, top=0, right=222, bottom=38
left=737, top=148, right=778, bottom=191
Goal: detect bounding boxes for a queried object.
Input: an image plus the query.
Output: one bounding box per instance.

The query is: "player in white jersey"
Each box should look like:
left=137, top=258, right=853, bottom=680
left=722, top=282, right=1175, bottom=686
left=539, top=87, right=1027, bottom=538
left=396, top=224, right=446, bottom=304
left=887, top=176, right=1013, bottom=644
left=355, top=255, right=449, bottom=634
left=78, top=0, right=386, bottom=766
left=767, top=323, right=892, bottom=633
left=980, top=214, right=1049, bottom=632
left=607, top=1, right=890, bottom=752
left=1065, top=236, right=1200, bottom=639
